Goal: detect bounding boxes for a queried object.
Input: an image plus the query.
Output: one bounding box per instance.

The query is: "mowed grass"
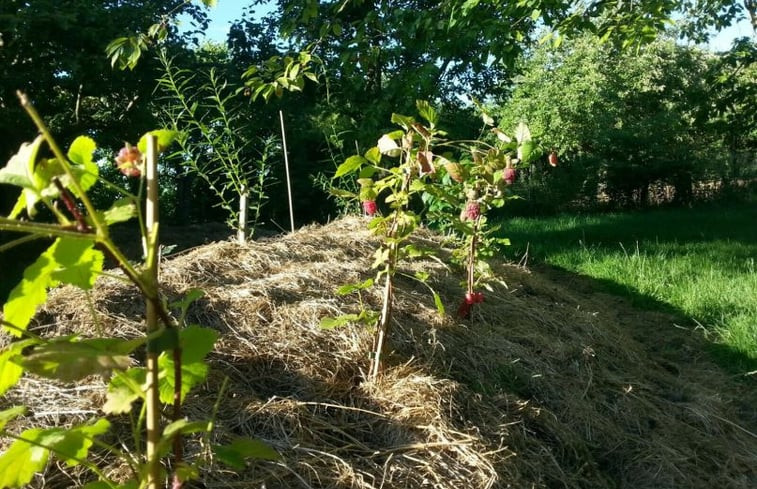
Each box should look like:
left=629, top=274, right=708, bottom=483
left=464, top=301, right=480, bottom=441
left=499, top=203, right=757, bottom=372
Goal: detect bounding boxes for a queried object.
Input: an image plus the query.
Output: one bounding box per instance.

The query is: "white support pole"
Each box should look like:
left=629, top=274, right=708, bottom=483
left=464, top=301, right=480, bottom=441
left=238, top=184, right=248, bottom=244
left=279, top=110, right=295, bottom=233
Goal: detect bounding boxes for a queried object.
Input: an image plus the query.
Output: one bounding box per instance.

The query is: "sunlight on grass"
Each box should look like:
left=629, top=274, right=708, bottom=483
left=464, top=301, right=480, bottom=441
left=501, top=204, right=757, bottom=367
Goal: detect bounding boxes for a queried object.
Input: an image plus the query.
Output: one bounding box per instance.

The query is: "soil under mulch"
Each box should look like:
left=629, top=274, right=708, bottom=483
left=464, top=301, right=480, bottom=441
left=1, top=216, right=755, bottom=488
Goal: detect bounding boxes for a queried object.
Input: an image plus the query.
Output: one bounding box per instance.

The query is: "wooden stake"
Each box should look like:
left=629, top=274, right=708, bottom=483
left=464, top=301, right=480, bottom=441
left=238, top=184, right=248, bottom=243
left=144, top=135, right=161, bottom=489
left=279, top=110, right=295, bottom=232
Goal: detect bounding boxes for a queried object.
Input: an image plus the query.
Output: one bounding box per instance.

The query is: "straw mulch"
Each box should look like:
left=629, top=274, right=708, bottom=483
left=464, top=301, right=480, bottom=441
left=1, top=216, right=755, bottom=488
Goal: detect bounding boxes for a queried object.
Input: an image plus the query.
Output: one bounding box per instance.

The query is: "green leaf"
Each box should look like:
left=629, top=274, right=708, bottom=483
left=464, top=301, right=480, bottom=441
left=0, top=421, right=109, bottom=486
left=147, top=327, right=179, bottom=354
left=157, top=326, right=218, bottom=404
left=137, top=130, right=179, bottom=154
left=49, top=241, right=104, bottom=290
left=173, top=463, right=200, bottom=484
left=157, top=419, right=211, bottom=457
left=0, top=406, right=26, bottom=431
left=50, top=418, right=111, bottom=467
left=336, top=278, right=374, bottom=295
left=319, top=314, right=360, bottom=330
left=518, top=140, right=536, bottom=164
left=390, top=113, right=415, bottom=130
left=163, top=419, right=211, bottom=439
left=103, top=368, right=146, bottom=414
left=334, top=155, right=366, bottom=178
left=213, top=437, right=281, bottom=469
left=514, top=122, right=531, bottom=143
left=0, top=428, right=50, bottom=487
left=67, top=136, right=98, bottom=193
left=0, top=340, right=36, bottom=395
left=169, top=289, right=205, bottom=318
left=0, top=136, right=44, bottom=190
left=3, top=238, right=101, bottom=336
left=1, top=136, right=45, bottom=218
left=364, top=146, right=382, bottom=164
left=414, top=271, right=430, bottom=281
left=200, top=0, right=218, bottom=7
left=13, top=338, right=133, bottom=382
left=101, top=198, right=137, bottom=225
left=433, top=292, right=445, bottom=315
left=416, top=100, right=438, bottom=126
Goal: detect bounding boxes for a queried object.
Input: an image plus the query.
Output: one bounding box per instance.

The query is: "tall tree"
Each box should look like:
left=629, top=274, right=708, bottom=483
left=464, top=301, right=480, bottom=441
left=0, top=0, right=208, bottom=213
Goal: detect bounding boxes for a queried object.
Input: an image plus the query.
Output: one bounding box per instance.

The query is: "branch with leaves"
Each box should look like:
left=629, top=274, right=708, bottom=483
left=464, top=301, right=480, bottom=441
left=0, top=93, right=278, bottom=489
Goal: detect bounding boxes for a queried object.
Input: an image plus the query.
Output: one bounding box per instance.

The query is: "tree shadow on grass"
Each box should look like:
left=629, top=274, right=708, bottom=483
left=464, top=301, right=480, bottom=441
left=532, top=263, right=757, bottom=377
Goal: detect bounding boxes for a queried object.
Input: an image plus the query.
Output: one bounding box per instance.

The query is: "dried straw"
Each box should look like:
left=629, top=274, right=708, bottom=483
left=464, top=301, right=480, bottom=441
left=1, top=216, right=755, bottom=488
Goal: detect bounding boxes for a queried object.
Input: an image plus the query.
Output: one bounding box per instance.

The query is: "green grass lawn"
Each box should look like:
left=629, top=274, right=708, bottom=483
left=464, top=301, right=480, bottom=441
left=498, top=203, right=757, bottom=372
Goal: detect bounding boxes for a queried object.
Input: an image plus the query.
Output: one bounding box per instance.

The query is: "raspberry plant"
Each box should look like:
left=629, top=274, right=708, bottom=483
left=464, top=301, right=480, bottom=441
left=424, top=114, right=537, bottom=318
left=0, top=93, right=277, bottom=489
left=324, top=103, right=537, bottom=376
left=322, top=101, right=445, bottom=379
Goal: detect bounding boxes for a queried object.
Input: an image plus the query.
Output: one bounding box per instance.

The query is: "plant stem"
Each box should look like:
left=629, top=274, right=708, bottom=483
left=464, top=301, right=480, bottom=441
left=370, top=264, right=393, bottom=379
left=0, top=218, right=94, bottom=240
left=143, top=135, right=162, bottom=489
left=17, top=91, right=107, bottom=236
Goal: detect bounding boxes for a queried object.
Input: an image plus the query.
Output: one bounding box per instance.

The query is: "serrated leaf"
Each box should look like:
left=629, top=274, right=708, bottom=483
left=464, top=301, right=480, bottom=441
left=213, top=437, right=281, bottom=469
left=101, top=198, right=137, bottom=225
left=67, top=136, right=98, bottom=193
left=0, top=421, right=109, bottom=486
left=319, top=314, right=359, bottom=330
left=103, top=368, right=146, bottom=414
left=390, top=113, right=415, bottom=129
left=518, top=140, right=536, bottom=164
left=157, top=419, right=211, bottom=457
left=0, top=340, right=36, bottom=395
left=416, top=100, right=438, bottom=126
left=49, top=241, right=104, bottom=290
left=14, top=338, right=133, bottom=382
left=514, top=122, right=531, bottom=143
left=1, top=136, right=46, bottom=218
left=3, top=238, right=101, bottom=336
left=377, top=135, right=400, bottom=157
left=137, top=130, right=178, bottom=154
left=336, top=278, right=374, bottom=295
left=334, top=155, right=366, bottom=178
left=365, top=145, right=383, bottom=163
left=0, top=406, right=26, bottom=431
left=0, top=136, right=44, bottom=190
left=0, top=428, right=50, bottom=487
left=157, top=326, right=217, bottom=404
left=50, top=419, right=110, bottom=466
left=170, top=289, right=205, bottom=312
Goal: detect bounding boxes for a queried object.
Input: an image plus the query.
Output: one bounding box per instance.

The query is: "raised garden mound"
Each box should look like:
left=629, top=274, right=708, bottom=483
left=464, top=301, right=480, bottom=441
left=2, top=216, right=755, bottom=488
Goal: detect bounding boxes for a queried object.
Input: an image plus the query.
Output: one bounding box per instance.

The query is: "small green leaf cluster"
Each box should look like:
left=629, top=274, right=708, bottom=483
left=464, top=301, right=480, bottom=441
left=0, top=102, right=277, bottom=487
left=242, top=51, right=321, bottom=102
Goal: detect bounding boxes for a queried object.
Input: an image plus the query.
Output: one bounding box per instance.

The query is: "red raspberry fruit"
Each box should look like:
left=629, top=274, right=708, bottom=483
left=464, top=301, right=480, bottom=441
left=362, top=200, right=377, bottom=216
left=504, top=167, right=517, bottom=185
left=115, top=145, right=143, bottom=177
left=463, top=201, right=481, bottom=221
